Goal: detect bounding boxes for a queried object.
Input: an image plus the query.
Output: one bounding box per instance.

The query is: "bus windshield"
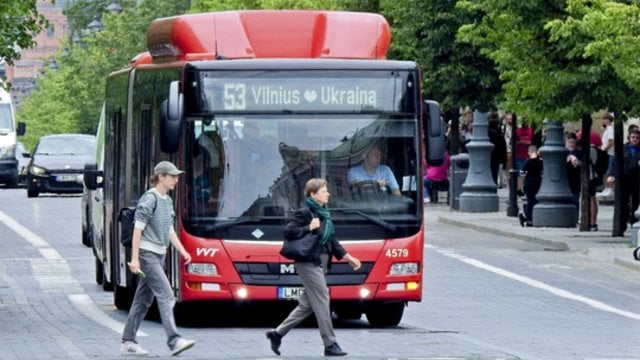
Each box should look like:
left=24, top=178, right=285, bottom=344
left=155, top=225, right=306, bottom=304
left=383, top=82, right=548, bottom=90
left=182, top=114, right=421, bottom=240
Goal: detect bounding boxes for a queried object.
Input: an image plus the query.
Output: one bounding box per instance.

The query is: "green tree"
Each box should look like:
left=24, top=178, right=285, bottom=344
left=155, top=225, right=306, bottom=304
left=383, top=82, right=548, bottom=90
left=17, top=0, right=190, bottom=149
left=383, top=0, right=501, bottom=113
left=1, top=0, right=50, bottom=81
left=457, top=0, right=636, bottom=124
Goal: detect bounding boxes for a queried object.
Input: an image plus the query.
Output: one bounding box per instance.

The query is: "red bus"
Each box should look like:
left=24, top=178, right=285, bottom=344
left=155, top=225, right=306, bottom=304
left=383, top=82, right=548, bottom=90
left=84, top=10, right=444, bottom=327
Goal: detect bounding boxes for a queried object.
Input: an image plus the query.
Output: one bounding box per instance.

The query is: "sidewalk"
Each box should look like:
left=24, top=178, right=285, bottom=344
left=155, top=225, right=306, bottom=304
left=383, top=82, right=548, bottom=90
left=426, top=187, right=640, bottom=272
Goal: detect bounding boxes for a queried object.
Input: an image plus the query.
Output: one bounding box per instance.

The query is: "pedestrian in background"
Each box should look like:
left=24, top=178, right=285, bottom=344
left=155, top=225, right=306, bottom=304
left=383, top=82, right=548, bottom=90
left=502, top=112, right=515, bottom=185
left=576, top=129, right=603, bottom=231
left=597, top=112, right=615, bottom=198
left=423, top=150, right=451, bottom=203
left=519, top=145, right=542, bottom=227
left=266, top=178, right=361, bottom=357
left=609, top=129, right=640, bottom=232
left=565, top=132, right=581, bottom=222
left=488, top=112, right=507, bottom=186
left=121, top=161, right=195, bottom=357
left=514, top=123, right=533, bottom=171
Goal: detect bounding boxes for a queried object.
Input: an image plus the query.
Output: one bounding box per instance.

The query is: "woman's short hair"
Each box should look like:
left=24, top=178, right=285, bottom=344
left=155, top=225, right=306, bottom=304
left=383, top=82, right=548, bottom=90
left=304, top=178, right=327, bottom=197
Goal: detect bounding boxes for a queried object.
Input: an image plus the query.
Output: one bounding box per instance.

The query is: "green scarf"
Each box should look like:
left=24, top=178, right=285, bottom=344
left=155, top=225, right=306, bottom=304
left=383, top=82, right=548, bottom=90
left=305, top=197, right=334, bottom=245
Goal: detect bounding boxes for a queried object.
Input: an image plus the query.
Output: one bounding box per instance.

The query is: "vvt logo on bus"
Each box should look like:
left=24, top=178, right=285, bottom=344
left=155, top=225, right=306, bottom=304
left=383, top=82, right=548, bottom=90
left=196, top=248, right=219, bottom=257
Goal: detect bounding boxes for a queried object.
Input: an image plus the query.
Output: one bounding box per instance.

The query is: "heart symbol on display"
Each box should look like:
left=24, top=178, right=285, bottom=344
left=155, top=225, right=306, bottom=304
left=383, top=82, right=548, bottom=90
left=304, top=90, right=317, bottom=103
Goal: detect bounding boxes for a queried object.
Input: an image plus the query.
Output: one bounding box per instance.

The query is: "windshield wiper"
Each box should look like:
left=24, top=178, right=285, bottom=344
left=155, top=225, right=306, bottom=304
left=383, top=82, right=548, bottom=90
left=205, top=216, right=262, bottom=231
left=331, top=208, right=397, bottom=232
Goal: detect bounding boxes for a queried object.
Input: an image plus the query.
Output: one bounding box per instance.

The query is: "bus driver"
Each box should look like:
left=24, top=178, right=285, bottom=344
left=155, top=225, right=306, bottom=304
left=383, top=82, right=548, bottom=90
left=347, top=145, right=400, bottom=195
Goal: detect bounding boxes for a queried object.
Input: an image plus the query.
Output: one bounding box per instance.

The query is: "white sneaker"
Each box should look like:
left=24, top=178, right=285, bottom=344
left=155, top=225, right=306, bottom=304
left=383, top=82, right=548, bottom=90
left=121, top=341, right=149, bottom=356
left=423, top=197, right=431, bottom=204
left=170, top=338, right=195, bottom=356
left=597, top=187, right=613, bottom=197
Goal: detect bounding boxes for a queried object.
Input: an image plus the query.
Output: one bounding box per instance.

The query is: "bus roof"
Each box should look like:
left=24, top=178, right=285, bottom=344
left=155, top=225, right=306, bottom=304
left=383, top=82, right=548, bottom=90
left=143, top=10, right=390, bottom=64
left=184, top=58, right=417, bottom=72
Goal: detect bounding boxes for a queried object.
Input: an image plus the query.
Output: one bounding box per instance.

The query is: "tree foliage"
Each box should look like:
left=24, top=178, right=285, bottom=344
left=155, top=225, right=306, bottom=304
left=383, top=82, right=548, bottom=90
left=0, top=0, right=50, bottom=70
left=383, top=0, right=501, bottom=112
left=457, top=0, right=637, bottom=124
left=17, top=0, right=190, bottom=149
left=18, top=0, right=640, bottom=148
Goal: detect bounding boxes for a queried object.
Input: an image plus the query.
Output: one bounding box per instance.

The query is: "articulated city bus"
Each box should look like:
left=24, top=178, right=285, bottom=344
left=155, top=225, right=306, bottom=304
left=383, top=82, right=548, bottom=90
left=84, top=10, right=444, bottom=327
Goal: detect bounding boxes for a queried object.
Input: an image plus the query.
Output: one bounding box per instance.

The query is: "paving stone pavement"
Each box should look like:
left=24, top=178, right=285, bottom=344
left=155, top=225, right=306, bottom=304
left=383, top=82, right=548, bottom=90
left=426, top=187, right=640, bottom=272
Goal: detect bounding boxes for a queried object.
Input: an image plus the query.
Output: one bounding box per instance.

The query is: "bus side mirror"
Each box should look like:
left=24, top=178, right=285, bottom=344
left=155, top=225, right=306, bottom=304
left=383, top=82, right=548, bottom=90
left=160, top=81, right=184, bottom=153
left=84, top=162, right=103, bottom=190
left=17, top=122, right=25, bottom=136
left=423, top=100, right=445, bottom=166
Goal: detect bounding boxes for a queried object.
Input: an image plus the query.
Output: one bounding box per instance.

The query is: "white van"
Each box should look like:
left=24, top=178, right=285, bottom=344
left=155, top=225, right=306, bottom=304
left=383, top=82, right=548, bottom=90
left=0, top=85, right=25, bottom=188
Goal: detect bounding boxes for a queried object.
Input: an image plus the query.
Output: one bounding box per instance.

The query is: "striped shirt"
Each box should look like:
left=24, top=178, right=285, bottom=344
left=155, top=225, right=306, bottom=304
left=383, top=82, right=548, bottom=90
left=134, top=189, right=176, bottom=255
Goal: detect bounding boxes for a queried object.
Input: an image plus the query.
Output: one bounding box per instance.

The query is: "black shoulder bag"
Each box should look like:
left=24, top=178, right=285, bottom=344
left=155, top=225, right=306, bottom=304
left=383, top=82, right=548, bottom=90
left=280, top=209, right=319, bottom=262
left=118, top=193, right=157, bottom=248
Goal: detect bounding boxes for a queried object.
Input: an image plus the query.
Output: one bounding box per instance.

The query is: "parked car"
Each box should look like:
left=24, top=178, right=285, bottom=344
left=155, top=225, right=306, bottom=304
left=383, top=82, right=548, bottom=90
left=26, top=134, right=96, bottom=198
left=15, top=142, right=30, bottom=186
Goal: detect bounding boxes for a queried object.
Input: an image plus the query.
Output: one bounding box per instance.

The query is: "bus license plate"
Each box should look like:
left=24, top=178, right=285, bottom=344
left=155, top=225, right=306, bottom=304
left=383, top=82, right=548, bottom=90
left=56, top=174, right=77, bottom=182
left=278, top=287, right=305, bottom=300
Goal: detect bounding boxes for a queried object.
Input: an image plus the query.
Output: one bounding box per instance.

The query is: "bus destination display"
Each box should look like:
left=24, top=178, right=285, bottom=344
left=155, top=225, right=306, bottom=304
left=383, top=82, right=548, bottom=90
left=201, top=76, right=411, bottom=113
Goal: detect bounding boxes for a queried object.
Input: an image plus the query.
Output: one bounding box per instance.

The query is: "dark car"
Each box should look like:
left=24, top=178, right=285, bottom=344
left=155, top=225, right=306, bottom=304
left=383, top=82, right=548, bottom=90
left=26, top=134, right=96, bottom=198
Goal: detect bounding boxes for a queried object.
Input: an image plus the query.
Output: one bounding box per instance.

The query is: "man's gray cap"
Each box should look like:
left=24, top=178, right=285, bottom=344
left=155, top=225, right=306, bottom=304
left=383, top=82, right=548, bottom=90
left=154, top=161, right=184, bottom=176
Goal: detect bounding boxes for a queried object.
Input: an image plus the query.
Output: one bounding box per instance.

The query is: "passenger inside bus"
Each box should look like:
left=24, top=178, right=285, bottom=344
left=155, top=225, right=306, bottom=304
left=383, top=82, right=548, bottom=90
left=347, top=145, right=401, bottom=197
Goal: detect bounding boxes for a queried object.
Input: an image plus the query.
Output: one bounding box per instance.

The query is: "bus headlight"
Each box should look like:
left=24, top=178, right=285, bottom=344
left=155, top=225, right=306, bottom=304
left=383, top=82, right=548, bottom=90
left=186, top=263, right=217, bottom=275
left=389, top=262, right=418, bottom=275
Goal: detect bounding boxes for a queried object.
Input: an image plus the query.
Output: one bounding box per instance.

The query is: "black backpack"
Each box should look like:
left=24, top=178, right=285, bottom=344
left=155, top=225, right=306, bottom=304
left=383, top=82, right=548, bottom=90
left=118, top=192, right=157, bottom=248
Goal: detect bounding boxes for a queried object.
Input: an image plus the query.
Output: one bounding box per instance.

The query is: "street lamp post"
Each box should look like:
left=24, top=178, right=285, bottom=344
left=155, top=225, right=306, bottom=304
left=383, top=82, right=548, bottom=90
left=459, top=111, right=499, bottom=212
left=532, top=121, right=576, bottom=227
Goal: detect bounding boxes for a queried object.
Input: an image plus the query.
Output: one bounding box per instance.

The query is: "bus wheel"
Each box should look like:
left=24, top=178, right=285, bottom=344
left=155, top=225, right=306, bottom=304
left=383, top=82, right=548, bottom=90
left=365, top=302, right=405, bottom=327
left=102, top=269, right=114, bottom=291
left=334, top=307, right=362, bottom=320
left=114, top=284, right=134, bottom=310
left=95, top=257, right=104, bottom=285
left=82, top=222, right=91, bottom=247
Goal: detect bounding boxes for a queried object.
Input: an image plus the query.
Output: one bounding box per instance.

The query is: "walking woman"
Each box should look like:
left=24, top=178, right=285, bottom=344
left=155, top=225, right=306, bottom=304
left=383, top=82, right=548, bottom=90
left=121, top=161, right=195, bottom=356
left=266, top=178, right=361, bottom=357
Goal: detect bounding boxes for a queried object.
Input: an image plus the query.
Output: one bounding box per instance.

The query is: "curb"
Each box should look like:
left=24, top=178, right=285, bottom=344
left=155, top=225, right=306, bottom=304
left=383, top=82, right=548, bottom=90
left=613, top=257, right=640, bottom=272
left=438, top=216, right=571, bottom=251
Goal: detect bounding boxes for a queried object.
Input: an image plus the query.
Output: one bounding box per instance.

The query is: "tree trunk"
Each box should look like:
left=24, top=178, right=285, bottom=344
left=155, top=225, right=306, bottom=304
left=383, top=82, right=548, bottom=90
left=579, top=113, right=591, bottom=232
left=612, top=118, right=625, bottom=236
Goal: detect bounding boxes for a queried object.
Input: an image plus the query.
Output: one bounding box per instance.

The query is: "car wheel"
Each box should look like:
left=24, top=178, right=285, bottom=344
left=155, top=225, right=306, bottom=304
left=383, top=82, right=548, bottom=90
left=27, top=188, right=39, bottom=198
left=7, top=175, right=18, bottom=188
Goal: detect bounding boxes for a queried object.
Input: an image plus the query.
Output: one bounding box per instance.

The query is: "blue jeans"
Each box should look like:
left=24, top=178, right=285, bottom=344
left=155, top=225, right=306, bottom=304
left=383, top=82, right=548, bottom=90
left=423, top=178, right=432, bottom=199
left=122, top=249, right=181, bottom=348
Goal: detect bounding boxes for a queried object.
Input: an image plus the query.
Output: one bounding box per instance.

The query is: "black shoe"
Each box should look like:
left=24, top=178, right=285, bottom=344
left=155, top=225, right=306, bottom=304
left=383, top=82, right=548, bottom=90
left=525, top=221, right=533, bottom=227
left=590, top=224, right=598, bottom=232
left=266, top=330, right=282, bottom=356
left=324, top=343, right=347, bottom=356
left=518, top=213, right=526, bottom=228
